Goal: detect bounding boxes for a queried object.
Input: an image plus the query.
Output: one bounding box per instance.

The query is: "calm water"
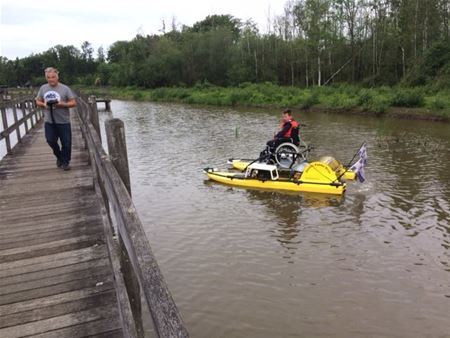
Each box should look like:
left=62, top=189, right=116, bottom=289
left=102, top=101, right=450, bottom=338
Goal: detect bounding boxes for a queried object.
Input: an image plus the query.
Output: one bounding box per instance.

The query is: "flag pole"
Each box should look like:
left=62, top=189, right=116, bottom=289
left=336, top=142, right=366, bottom=181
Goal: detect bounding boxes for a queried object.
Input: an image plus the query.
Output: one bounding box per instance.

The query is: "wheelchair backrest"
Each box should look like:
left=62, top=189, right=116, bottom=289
left=291, top=126, right=300, bottom=146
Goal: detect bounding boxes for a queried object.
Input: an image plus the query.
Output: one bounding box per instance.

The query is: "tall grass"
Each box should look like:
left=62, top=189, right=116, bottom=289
left=390, top=88, right=425, bottom=107
left=77, top=83, right=450, bottom=118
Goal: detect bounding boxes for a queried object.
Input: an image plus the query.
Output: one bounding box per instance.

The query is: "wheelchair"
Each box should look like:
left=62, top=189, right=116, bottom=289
left=260, top=136, right=310, bottom=169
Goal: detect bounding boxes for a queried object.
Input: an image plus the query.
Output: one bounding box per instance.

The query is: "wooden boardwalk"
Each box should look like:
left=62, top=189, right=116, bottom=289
left=0, top=115, right=124, bottom=337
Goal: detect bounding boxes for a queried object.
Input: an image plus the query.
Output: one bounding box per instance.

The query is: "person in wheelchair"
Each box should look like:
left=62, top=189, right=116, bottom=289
left=260, top=109, right=300, bottom=161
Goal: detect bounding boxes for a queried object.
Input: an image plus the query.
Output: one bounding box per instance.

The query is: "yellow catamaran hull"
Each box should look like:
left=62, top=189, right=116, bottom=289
left=229, top=158, right=356, bottom=181
left=206, top=160, right=346, bottom=195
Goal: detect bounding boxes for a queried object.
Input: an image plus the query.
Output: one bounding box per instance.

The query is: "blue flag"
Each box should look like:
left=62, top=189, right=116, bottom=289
left=358, top=143, right=367, bottom=163
left=350, top=143, right=367, bottom=183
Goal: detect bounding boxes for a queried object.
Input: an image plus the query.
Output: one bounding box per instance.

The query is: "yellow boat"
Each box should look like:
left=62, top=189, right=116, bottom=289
left=228, top=156, right=356, bottom=181
left=204, top=161, right=346, bottom=195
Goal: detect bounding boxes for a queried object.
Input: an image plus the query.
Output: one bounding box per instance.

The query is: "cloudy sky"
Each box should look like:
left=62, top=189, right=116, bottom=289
left=1, top=0, right=288, bottom=60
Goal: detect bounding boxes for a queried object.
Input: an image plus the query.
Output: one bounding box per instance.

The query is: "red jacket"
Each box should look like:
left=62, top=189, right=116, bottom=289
left=275, top=119, right=298, bottom=138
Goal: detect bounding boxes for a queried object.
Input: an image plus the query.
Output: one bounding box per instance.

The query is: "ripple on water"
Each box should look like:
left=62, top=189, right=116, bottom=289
left=105, top=101, right=450, bottom=338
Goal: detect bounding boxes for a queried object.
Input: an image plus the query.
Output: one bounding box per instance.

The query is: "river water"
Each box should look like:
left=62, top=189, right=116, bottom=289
left=103, top=101, right=449, bottom=338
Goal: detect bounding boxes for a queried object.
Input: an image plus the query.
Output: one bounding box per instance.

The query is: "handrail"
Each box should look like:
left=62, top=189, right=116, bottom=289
left=75, top=95, right=189, bottom=338
left=0, top=93, right=41, bottom=155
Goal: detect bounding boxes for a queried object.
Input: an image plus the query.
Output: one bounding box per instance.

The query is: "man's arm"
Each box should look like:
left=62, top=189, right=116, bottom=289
left=56, top=87, right=77, bottom=108
left=274, top=122, right=291, bottom=139
left=56, top=98, right=76, bottom=108
left=35, top=87, right=46, bottom=108
left=35, top=97, right=46, bottom=108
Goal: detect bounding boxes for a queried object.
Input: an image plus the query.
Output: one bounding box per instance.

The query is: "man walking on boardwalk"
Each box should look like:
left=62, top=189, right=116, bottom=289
left=36, top=67, right=76, bottom=171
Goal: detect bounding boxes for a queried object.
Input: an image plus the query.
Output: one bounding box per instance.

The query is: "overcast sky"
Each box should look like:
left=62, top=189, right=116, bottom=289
left=0, top=0, right=288, bottom=60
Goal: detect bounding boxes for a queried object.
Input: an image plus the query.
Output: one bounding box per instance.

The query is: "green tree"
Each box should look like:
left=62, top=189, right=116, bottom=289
left=190, top=14, right=242, bottom=41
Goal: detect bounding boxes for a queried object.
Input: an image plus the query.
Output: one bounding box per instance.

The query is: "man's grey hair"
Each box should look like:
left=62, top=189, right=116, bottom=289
left=44, top=67, right=59, bottom=75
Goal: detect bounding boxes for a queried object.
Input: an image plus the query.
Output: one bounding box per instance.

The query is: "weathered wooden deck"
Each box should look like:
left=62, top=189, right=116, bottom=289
left=1, top=95, right=188, bottom=338
left=0, top=116, right=124, bottom=337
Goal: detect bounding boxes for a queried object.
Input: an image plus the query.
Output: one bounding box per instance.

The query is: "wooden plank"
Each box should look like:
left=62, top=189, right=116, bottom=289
left=0, top=144, right=86, bottom=158
left=0, top=156, right=88, bottom=168
left=105, top=118, right=141, bottom=337
left=0, top=215, right=102, bottom=237
left=0, top=245, right=108, bottom=277
left=0, top=224, right=102, bottom=250
left=0, top=157, right=89, bottom=172
left=0, top=270, right=113, bottom=306
left=0, top=264, right=111, bottom=296
left=0, top=305, right=120, bottom=338
left=0, top=195, right=98, bottom=220
left=1, top=145, right=85, bottom=157
left=0, top=224, right=103, bottom=251
left=0, top=257, right=109, bottom=288
left=0, top=167, right=92, bottom=185
left=0, top=194, right=97, bottom=215
left=0, top=281, right=113, bottom=316
left=0, top=290, right=117, bottom=329
left=24, top=319, right=122, bottom=338
left=0, top=210, right=100, bottom=232
left=86, top=330, right=124, bottom=338
left=0, top=198, right=97, bottom=217
left=0, top=207, right=100, bottom=230
left=93, top=171, right=138, bottom=338
left=0, top=184, right=93, bottom=207
left=0, top=195, right=98, bottom=217
left=0, top=177, right=94, bottom=198
left=0, top=171, right=93, bottom=188
left=0, top=235, right=104, bottom=263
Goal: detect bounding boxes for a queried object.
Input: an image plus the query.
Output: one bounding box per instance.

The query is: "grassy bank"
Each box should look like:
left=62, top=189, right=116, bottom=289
left=77, top=83, right=450, bottom=121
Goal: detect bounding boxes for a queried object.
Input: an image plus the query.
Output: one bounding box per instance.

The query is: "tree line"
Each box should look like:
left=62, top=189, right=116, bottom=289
left=1, top=0, right=450, bottom=89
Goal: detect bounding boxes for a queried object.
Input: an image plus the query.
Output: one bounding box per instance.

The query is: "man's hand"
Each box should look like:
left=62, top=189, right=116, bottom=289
left=35, top=99, right=46, bottom=108
left=46, top=99, right=59, bottom=107
left=56, top=99, right=76, bottom=108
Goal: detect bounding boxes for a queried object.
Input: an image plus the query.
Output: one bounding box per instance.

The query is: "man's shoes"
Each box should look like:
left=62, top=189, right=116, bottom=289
left=62, top=163, right=71, bottom=171
left=56, top=159, right=62, bottom=168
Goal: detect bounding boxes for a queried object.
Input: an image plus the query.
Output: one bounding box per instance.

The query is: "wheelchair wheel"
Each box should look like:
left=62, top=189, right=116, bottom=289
left=275, top=142, right=299, bottom=168
left=297, top=138, right=308, bottom=151
left=296, top=138, right=310, bottom=161
left=296, top=139, right=309, bottom=153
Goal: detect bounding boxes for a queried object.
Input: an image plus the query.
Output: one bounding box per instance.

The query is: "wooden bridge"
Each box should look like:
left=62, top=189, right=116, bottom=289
left=0, top=93, right=188, bottom=338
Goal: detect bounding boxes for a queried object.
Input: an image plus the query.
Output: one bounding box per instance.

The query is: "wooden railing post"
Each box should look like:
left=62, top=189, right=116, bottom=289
left=20, top=102, right=29, bottom=134
left=105, top=119, right=132, bottom=193
left=12, top=105, right=21, bottom=143
left=105, top=118, right=143, bottom=337
left=75, top=102, right=89, bottom=153
left=27, top=103, right=35, bottom=129
left=89, top=96, right=101, bottom=142
left=1, top=106, right=12, bottom=154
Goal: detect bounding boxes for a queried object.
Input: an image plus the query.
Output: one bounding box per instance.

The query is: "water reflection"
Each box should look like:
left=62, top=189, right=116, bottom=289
left=245, top=190, right=302, bottom=247
left=348, top=193, right=366, bottom=225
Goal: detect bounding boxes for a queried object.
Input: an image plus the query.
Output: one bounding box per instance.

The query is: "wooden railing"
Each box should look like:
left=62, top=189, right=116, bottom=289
left=0, top=92, right=42, bottom=155
left=75, top=94, right=189, bottom=338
